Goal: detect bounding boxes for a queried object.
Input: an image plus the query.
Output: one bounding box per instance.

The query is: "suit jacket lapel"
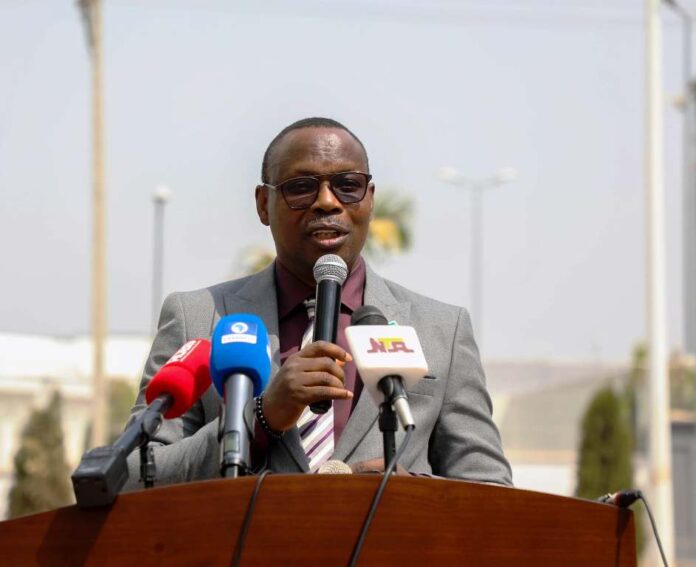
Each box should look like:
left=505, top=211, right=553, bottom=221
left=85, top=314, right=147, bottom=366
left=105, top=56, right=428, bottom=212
left=221, top=264, right=309, bottom=472
left=222, top=264, right=281, bottom=377
left=332, top=263, right=411, bottom=463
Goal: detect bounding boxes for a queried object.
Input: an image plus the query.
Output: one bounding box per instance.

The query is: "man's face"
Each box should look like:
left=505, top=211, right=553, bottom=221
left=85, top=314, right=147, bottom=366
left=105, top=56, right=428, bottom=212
left=256, top=127, right=374, bottom=285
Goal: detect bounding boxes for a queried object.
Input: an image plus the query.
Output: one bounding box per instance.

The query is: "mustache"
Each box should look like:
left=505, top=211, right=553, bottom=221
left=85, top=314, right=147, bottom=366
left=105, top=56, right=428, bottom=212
left=305, top=216, right=350, bottom=232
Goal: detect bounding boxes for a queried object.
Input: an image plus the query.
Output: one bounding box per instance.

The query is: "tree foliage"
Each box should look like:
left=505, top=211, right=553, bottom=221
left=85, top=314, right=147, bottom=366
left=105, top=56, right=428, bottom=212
left=364, top=189, right=413, bottom=260
left=575, top=387, right=633, bottom=499
left=8, top=392, right=73, bottom=518
left=108, top=379, right=137, bottom=444
left=575, top=386, right=644, bottom=554
left=234, top=245, right=277, bottom=277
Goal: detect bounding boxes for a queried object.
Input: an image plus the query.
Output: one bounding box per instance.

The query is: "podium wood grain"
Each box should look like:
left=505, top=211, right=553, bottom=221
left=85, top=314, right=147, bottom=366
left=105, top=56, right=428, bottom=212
left=0, top=475, right=636, bottom=566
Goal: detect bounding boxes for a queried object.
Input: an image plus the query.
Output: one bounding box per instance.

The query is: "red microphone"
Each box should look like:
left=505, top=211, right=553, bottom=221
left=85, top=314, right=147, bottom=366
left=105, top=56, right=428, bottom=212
left=146, top=339, right=212, bottom=418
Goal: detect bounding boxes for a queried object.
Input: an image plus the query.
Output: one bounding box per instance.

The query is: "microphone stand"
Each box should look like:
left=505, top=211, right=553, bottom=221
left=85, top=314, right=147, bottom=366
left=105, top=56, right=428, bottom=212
left=378, top=377, right=400, bottom=471
left=219, top=374, right=255, bottom=479
left=72, top=394, right=171, bottom=506
left=378, top=403, right=397, bottom=470
left=139, top=443, right=156, bottom=489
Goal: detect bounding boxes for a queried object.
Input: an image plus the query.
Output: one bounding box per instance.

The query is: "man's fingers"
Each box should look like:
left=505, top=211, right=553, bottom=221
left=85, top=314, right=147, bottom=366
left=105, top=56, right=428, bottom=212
left=350, top=458, right=385, bottom=474
left=297, top=357, right=346, bottom=383
left=308, top=386, right=354, bottom=401
left=300, top=340, right=353, bottom=363
left=302, top=371, right=346, bottom=390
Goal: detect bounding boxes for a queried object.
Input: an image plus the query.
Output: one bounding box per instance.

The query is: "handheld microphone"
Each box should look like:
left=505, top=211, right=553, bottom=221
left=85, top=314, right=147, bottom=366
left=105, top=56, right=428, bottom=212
left=211, top=314, right=271, bottom=478
left=145, top=338, right=212, bottom=418
left=72, top=339, right=212, bottom=507
left=309, top=254, right=348, bottom=414
left=346, top=306, right=428, bottom=429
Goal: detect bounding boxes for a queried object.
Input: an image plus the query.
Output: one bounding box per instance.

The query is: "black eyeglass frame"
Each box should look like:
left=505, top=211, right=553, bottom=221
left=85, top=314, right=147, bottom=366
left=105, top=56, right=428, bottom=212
left=263, top=171, right=373, bottom=210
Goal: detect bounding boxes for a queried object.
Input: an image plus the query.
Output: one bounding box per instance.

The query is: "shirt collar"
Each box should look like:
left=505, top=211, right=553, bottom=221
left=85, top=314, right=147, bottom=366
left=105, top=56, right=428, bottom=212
left=275, top=256, right=366, bottom=319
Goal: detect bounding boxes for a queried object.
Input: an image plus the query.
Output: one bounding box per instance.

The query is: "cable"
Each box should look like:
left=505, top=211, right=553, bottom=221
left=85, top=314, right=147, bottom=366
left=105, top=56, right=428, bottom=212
left=598, top=489, right=669, bottom=567
left=348, top=425, right=415, bottom=567
left=231, top=469, right=272, bottom=567
left=638, top=492, right=670, bottom=567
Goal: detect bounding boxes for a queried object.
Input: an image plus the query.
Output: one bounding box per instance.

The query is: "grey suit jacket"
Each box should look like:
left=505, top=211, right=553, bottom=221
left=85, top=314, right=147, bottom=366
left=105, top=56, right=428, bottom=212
left=124, top=262, right=512, bottom=488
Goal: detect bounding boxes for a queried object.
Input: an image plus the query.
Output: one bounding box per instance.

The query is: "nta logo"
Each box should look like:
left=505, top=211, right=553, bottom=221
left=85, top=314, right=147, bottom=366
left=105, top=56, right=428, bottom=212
left=366, top=337, right=414, bottom=353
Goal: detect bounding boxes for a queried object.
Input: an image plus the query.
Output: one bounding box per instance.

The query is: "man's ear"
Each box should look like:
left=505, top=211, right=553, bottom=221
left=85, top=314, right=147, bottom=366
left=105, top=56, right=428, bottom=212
left=255, top=185, right=270, bottom=226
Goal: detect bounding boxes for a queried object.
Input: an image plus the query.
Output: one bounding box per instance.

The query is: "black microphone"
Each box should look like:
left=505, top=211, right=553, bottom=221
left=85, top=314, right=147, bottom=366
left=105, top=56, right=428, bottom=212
left=351, top=304, right=388, bottom=326
left=310, top=254, right=348, bottom=414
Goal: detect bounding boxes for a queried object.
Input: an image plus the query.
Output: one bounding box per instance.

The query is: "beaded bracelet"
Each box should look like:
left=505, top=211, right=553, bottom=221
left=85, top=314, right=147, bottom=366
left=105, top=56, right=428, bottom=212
left=254, top=395, right=284, bottom=439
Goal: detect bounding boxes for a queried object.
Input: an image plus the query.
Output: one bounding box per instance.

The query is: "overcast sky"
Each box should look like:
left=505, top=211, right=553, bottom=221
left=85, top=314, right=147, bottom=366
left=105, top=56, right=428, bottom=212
left=0, top=0, right=692, bottom=361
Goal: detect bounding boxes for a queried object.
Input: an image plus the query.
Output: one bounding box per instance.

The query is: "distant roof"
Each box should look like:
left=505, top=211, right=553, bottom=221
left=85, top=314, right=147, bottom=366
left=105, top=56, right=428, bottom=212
left=485, top=359, right=630, bottom=458
left=485, top=358, right=629, bottom=397
left=0, top=333, right=151, bottom=384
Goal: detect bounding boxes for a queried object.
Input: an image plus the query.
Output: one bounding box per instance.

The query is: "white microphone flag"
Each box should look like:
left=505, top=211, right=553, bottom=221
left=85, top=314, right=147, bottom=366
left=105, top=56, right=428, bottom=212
left=345, top=325, right=428, bottom=406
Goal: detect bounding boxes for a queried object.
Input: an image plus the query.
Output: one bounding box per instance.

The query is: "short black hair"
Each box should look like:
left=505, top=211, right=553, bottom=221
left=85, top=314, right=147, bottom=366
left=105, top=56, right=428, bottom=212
left=261, top=117, right=369, bottom=183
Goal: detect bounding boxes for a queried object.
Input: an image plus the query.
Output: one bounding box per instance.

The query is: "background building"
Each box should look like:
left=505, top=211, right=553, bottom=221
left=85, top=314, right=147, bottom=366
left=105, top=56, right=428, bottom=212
left=0, top=333, right=150, bottom=520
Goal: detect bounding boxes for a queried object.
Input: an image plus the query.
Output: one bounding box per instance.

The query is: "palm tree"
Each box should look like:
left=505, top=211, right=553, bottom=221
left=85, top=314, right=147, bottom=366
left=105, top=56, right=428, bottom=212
left=364, top=189, right=413, bottom=260
left=235, top=245, right=276, bottom=276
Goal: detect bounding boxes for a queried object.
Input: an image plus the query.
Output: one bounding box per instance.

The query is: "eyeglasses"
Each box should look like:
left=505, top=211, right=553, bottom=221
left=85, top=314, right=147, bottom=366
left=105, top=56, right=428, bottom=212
left=263, top=171, right=372, bottom=210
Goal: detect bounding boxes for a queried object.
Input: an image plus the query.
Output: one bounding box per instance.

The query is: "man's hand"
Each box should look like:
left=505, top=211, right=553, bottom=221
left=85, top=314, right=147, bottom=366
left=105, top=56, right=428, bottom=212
left=261, top=341, right=353, bottom=432
left=349, top=458, right=409, bottom=476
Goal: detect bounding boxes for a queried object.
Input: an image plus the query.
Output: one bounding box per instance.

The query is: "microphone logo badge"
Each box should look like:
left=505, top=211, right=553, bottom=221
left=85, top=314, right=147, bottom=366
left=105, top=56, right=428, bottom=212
left=221, top=321, right=258, bottom=345
left=231, top=322, right=249, bottom=334
left=367, top=337, right=415, bottom=354
left=166, top=339, right=202, bottom=363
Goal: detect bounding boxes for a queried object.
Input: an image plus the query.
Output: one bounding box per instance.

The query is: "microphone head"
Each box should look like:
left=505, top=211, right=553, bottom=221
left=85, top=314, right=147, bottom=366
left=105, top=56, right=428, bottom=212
left=313, top=254, right=348, bottom=285
left=351, top=305, right=388, bottom=326
left=210, top=314, right=272, bottom=398
left=317, top=460, right=353, bottom=474
left=145, top=339, right=212, bottom=419
left=345, top=324, right=428, bottom=406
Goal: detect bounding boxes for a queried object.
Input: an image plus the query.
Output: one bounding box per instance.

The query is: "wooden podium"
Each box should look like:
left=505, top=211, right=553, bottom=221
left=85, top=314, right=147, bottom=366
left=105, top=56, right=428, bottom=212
left=0, top=475, right=636, bottom=566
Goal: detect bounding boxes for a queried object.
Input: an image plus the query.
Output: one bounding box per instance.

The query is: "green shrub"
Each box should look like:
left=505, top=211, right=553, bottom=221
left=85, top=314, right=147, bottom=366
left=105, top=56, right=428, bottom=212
left=8, top=392, right=73, bottom=518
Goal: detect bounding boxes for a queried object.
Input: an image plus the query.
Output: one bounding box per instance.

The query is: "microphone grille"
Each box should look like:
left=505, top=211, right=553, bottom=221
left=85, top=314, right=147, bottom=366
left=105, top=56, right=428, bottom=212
left=313, top=254, right=348, bottom=285
left=317, top=460, right=353, bottom=474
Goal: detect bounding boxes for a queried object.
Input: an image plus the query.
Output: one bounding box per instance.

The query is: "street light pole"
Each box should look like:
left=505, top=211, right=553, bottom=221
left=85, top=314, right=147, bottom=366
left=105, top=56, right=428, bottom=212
left=151, top=185, right=172, bottom=334
left=437, top=167, right=518, bottom=349
left=645, top=0, right=675, bottom=563
left=77, top=0, right=107, bottom=448
left=664, top=0, right=696, bottom=356
left=470, top=184, right=483, bottom=344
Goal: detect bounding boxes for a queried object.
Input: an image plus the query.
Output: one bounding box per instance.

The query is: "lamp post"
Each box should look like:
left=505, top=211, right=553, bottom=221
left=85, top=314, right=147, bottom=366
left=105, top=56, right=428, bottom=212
left=77, top=0, right=107, bottom=448
left=437, top=166, right=518, bottom=349
left=151, top=185, right=172, bottom=334
left=664, top=0, right=696, bottom=356
left=645, top=0, right=675, bottom=563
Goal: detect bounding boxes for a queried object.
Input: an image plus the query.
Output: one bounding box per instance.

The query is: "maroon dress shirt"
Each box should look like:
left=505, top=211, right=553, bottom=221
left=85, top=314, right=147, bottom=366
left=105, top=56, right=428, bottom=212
left=275, top=257, right=365, bottom=443
left=251, top=257, right=365, bottom=467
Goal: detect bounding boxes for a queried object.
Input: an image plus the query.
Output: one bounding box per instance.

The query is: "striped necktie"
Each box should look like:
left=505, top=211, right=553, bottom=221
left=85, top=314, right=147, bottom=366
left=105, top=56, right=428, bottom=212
left=296, top=298, right=335, bottom=472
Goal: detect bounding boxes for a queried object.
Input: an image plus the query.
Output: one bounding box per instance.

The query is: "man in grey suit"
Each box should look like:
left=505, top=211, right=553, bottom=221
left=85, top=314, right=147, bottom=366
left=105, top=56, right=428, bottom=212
left=126, top=117, right=512, bottom=488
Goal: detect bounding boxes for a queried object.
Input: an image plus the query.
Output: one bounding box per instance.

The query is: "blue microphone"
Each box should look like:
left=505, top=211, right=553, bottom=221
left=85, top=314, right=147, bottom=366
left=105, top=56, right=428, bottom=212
left=211, top=314, right=271, bottom=478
